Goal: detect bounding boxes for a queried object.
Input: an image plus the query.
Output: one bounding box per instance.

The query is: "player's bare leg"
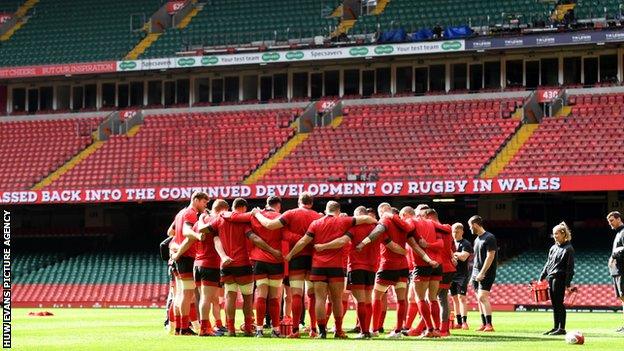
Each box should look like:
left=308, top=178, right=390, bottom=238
left=314, top=281, right=329, bottom=338
left=329, top=280, right=347, bottom=338
left=173, top=275, right=196, bottom=336
left=387, top=285, right=407, bottom=339
left=477, top=289, right=494, bottom=331
left=427, top=280, right=441, bottom=336
left=414, top=281, right=434, bottom=337
left=306, top=279, right=317, bottom=336
left=404, top=283, right=418, bottom=331
left=371, top=284, right=388, bottom=336
left=211, top=288, right=225, bottom=333
left=198, top=285, right=217, bottom=336
left=286, top=273, right=306, bottom=338
left=267, top=279, right=283, bottom=337
left=351, top=288, right=371, bottom=338
left=254, top=281, right=269, bottom=337
left=224, top=285, right=238, bottom=336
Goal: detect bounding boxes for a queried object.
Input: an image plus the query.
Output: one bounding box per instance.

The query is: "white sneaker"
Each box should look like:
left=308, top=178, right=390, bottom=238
left=191, top=321, right=201, bottom=334
left=386, top=330, right=402, bottom=339
left=354, top=332, right=367, bottom=339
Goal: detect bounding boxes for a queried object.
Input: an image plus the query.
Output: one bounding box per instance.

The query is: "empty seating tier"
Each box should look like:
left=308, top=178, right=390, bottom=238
left=259, top=99, right=521, bottom=183
left=0, top=0, right=163, bottom=66
left=0, top=117, right=102, bottom=190
left=496, top=249, right=612, bottom=285
left=15, top=252, right=166, bottom=285
left=500, top=93, right=624, bottom=177
left=48, top=109, right=300, bottom=188
left=141, top=0, right=340, bottom=58
left=352, top=0, right=553, bottom=35
left=575, top=0, right=621, bottom=20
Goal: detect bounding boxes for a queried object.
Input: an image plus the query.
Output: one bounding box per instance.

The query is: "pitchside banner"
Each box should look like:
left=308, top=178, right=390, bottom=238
left=115, top=40, right=465, bottom=72
left=1, top=175, right=623, bottom=204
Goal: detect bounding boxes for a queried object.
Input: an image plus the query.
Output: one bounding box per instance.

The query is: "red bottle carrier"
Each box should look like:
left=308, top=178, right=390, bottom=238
left=280, top=317, right=293, bottom=336
left=530, top=280, right=550, bottom=303
left=564, top=286, right=578, bottom=307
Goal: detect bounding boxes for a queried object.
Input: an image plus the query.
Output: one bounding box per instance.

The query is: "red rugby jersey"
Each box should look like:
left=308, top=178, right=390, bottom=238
left=279, top=207, right=322, bottom=257
left=347, top=223, right=378, bottom=272
left=440, top=227, right=456, bottom=273
left=172, top=206, right=199, bottom=258
left=194, top=213, right=220, bottom=268
left=208, top=211, right=253, bottom=267
left=307, top=215, right=356, bottom=268
left=409, top=218, right=444, bottom=266
left=378, top=215, right=409, bottom=271
left=250, top=209, right=283, bottom=264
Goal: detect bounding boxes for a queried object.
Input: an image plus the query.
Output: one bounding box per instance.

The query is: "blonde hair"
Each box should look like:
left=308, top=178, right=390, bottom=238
left=553, top=221, right=572, bottom=241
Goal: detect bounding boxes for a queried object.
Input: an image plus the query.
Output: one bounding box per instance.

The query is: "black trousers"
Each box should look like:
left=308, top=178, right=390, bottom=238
left=548, top=275, right=567, bottom=329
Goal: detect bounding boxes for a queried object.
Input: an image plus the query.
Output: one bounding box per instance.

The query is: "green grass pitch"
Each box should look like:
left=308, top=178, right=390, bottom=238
left=11, top=308, right=624, bottom=350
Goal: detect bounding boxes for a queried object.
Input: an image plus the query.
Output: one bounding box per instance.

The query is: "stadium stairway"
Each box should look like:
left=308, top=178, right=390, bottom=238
left=332, top=0, right=389, bottom=37
left=31, top=116, right=143, bottom=190
left=0, top=0, right=39, bottom=42
left=555, top=105, right=572, bottom=118
left=248, top=103, right=347, bottom=184
left=498, top=89, right=624, bottom=177
left=330, top=4, right=343, bottom=18
left=243, top=133, right=310, bottom=185
left=125, top=33, right=161, bottom=60
left=371, top=0, right=391, bottom=15
left=176, top=3, right=202, bottom=29
left=257, top=94, right=525, bottom=184
left=551, top=3, right=576, bottom=22
left=331, top=19, right=356, bottom=37
left=242, top=109, right=321, bottom=185
left=31, top=139, right=104, bottom=190
left=480, top=123, right=539, bottom=178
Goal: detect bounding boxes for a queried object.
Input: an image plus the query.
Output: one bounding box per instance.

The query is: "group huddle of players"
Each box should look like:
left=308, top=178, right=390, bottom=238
left=166, top=190, right=497, bottom=339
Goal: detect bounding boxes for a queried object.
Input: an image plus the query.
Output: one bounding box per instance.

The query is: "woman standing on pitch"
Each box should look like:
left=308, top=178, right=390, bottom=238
left=539, top=222, right=575, bottom=336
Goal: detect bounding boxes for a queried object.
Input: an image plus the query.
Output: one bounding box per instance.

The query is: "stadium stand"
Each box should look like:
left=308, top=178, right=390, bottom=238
left=141, top=0, right=341, bottom=58
left=496, top=249, right=611, bottom=285
left=499, top=93, right=624, bottom=177
left=0, top=0, right=163, bottom=66
left=0, top=1, right=19, bottom=13
left=258, top=98, right=522, bottom=183
left=15, top=252, right=165, bottom=285
left=471, top=249, right=622, bottom=308
left=13, top=249, right=622, bottom=308
left=0, top=117, right=102, bottom=190
left=574, top=0, right=622, bottom=20
left=14, top=252, right=167, bottom=307
left=47, top=108, right=301, bottom=188
left=351, top=0, right=553, bottom=35
left=14, top=252, right=67, bottom=276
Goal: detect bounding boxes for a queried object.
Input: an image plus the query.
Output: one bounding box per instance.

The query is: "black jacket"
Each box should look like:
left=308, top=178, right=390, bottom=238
left=610, top=225, right=624, bottom=277
left=540, top=241, right=575, bottom=287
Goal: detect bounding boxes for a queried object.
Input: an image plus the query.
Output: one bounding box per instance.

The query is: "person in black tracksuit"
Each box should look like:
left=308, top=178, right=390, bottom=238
left=539, top=221, right=575, bottom=336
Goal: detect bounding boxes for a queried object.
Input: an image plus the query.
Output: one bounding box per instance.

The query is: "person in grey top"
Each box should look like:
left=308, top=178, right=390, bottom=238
left=607, top=211, right=624, bottom=333
left=539, top=222, right=575, bottom=336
